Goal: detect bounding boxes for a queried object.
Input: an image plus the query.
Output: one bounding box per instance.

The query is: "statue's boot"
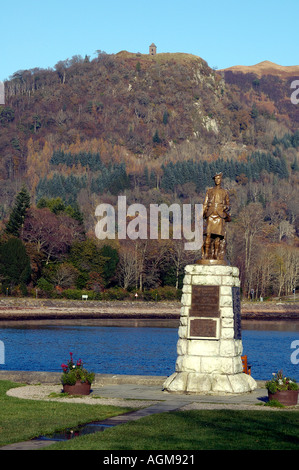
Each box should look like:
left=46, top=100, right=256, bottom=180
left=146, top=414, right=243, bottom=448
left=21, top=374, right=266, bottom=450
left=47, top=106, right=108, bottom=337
left=204, top=239, right=210, bottom=259
left=214, top=238, right=220, bottom=260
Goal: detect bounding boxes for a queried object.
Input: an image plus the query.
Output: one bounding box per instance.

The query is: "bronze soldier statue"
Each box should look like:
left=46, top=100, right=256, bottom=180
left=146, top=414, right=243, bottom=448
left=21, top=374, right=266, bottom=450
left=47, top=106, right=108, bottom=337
left=201, top=172, right=230, bottom=262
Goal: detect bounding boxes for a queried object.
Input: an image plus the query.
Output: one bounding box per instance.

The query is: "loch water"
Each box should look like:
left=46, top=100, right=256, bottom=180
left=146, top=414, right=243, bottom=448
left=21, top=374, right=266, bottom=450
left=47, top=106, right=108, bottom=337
left=0, top=319, right=298, bottom=381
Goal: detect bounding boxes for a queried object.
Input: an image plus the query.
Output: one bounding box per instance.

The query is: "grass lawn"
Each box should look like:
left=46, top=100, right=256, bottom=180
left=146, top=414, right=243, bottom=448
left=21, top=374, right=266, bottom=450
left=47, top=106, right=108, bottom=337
left=0, top=380, right=133, bottom=447
left=46, top=409, right=299, bottom=451
left=1, top=380, right=299, bottom=451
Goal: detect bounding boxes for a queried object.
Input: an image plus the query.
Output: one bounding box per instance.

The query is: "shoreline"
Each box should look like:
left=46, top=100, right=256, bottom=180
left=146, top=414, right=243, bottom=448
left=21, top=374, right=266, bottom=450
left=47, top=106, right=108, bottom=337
left=0, top=298, right=298, bottom=321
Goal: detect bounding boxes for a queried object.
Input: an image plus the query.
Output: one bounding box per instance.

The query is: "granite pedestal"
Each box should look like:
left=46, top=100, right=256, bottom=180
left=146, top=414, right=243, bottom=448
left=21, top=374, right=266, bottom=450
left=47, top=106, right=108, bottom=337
left=163, top=264, right=257, bottom=394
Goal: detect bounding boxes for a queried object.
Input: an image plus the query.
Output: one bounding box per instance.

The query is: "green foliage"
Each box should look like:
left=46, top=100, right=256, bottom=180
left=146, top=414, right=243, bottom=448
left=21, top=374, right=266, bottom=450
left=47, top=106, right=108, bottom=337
left=153, top=130, right=161, bottom=144
left=51, top=150, right=103, bottom=171
left=265, top=399, right=285, bottom=408
left=291, top=156, right=299, bottom=172
left=0, top=106, right=15, bottom=126
left=48, top=409, right=299, bottom=451
left=272, top=130, right=299, bottom=149
left=250, top=104, right=259, bottom=119
left=61, top=289, right=98, bottom=300
left=39, top=151, right=131, bottom=199
left=5, top=185, right=30, bottom=237
left=37, top=197, right=84, bottom=223
left=90, top=162, right=130, bottom=195
left=142, top=286, right=181, bottom=301
left=0, top=380, right=132, bottom=447
left=76, top=272, right=90, bottom=289
left=0, top=237, right=31, bottom=292
left=61, top=352, right=95, bottom=386
left=99, top=245, right=119, bottom=287
left=36, top=277, right=54, bottom=293
left=49, top=151, right=130, bottom=196
left=163, top=110, right=169, bottom=125
left=37, top=196, right=65, bottom=213
left=36, top=174, right=87, bottom=205
left=265, top=370, right=299, bottom=394
left=161, top=152, right=289, bottom=192
left=69, top=239, right=106, bottom=277
left=67, top=240, right=120, bottom=292
left=101, top=287, right=129, bottom=300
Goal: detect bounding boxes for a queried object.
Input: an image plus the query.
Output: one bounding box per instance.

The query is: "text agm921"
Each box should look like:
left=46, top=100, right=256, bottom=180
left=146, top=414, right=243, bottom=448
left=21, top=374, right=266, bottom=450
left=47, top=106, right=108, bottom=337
left=291, top=80, right=299, bottom=105
left=102, top=453, right=195, bottom=467
left=0, top=340, right=4, bottom=364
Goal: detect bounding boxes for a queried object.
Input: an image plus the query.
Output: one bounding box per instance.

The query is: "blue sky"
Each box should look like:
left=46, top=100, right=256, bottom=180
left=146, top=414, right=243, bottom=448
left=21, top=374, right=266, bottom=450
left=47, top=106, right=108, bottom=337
left=1, top=0, right=298, bottom=81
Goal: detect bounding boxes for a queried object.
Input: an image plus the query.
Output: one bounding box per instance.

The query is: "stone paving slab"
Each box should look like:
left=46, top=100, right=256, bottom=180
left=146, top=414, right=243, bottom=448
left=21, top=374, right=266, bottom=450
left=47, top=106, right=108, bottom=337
left=0, top=440, right=59, bottom=450
left=91, top=382, right=268, bottom=404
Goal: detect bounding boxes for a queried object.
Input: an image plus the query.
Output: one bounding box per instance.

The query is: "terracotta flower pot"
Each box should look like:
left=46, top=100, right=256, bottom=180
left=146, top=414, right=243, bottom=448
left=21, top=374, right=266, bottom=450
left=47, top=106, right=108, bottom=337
left=268, top=390, right=299, bottom=406
left=63, top=381, right=91, bottom=395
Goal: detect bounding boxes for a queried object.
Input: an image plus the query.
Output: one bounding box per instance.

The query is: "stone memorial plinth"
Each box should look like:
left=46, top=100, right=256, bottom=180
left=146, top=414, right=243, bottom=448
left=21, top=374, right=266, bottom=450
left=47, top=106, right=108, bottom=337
left=163, top=264, right=257, bottom=394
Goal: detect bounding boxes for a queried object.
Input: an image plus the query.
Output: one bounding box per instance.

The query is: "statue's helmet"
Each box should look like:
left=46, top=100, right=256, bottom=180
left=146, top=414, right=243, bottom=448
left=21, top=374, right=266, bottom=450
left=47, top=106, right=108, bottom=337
left=213, top=172, right=223, bottom=180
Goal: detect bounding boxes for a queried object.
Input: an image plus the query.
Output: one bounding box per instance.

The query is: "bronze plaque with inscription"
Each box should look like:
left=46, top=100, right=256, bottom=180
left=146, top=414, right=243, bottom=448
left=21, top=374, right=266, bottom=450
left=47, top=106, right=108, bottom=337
left=189, top=318, right=217, bottom=338
left=189, top=286, right=219, bottom=318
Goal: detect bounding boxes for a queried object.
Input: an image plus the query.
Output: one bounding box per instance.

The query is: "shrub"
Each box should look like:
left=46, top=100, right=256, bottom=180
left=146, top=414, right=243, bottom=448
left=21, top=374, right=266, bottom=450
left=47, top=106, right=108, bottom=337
left=101, top=287, right=129, bottom=300
left=61, top=289, right=98, bottom=300
left=143, top=286, right=181, bottom=301
left=37, top=277, right=54, bottom=293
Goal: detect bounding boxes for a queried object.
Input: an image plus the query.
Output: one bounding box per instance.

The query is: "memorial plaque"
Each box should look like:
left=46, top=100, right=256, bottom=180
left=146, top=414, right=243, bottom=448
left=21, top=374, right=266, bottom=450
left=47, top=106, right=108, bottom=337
left=189, top=286, right=219, bottom=317
left=232, top=286, right=241, bottom=339
left=189, top=318, right=218, bottom=338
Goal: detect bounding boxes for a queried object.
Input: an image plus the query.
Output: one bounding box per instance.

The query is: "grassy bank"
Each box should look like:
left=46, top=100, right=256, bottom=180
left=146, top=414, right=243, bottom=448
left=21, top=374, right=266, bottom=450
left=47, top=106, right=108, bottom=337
left=46, top=409, right=299, bottom=451
left=0, top=381, right=133, bottom=447
left=0, top=380, right=298, bottom=450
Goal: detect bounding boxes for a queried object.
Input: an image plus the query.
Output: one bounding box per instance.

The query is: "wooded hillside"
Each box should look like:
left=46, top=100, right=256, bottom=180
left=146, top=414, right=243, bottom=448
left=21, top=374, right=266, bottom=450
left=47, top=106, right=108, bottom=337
left=0, top=51, right=298, bottom=299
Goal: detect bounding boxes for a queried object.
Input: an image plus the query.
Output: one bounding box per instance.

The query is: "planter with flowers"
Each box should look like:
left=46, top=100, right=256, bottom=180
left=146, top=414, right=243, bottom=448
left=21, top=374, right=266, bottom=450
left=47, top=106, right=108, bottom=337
left=266, top=370, right=299, bottom=406
left=61, top=352, right=95, bottom=395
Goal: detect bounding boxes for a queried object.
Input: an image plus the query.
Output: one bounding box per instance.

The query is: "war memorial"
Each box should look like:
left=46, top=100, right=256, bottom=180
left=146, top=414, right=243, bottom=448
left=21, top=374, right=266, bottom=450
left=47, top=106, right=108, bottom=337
left=163, top=173, right=257, bottom=394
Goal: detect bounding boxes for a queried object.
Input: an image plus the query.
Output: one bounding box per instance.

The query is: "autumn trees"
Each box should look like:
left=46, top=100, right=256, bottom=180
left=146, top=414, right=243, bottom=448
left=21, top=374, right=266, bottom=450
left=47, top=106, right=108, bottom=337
left=1, top=187, right=85, bottom=295
left=21, top=207, right=84, bottom=264
left=2, top=50, right=294, bottom=187
left=229, top=190, right=298, bottom=299
left=1, top=172, right=298, bottom=299
left=0, top=53, right=299, bottom=299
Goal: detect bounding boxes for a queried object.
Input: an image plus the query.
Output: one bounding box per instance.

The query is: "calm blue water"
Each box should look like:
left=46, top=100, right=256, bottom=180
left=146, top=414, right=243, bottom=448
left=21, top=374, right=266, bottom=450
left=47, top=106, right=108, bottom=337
left=0, top=322, right=298, bottom=381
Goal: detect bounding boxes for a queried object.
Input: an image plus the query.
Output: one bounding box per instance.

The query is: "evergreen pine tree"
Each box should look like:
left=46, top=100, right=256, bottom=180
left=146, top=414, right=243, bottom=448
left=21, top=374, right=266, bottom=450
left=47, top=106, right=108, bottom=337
left=99, top=245, right=119, bottom=287
left=291, top=156, right=299, bottom=172
left=0, top=237, right=31, bottom=292
left=5, top=186, right=31, bottom=237
left=153, top=130, right=161, bottom=144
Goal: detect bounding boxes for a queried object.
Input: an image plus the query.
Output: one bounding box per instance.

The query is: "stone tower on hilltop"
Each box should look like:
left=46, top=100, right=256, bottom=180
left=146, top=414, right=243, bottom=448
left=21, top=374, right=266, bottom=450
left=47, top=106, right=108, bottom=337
left=149, top=43, right=157, bottom=55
